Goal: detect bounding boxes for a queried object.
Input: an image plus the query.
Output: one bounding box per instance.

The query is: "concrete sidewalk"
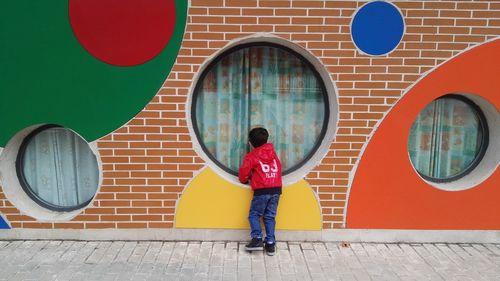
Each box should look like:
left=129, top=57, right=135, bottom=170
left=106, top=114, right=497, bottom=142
left=0, top=241, right=499, bottom=281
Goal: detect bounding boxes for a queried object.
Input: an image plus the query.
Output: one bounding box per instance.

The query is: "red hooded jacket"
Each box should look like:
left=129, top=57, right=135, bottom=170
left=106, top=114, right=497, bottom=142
left=239, top=143, right=282, bottom=191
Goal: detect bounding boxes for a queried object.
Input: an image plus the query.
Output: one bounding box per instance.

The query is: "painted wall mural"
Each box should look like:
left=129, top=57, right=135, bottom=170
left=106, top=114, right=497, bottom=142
left=347, top=39, right=500, bottom=229
left=0, top=0, right=498, bottom=233
left=0, top=0, right=187, bottom=146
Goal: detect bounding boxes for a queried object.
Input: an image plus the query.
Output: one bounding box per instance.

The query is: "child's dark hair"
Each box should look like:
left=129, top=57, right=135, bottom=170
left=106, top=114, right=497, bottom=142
left=249, top=127, right=269, bottom=148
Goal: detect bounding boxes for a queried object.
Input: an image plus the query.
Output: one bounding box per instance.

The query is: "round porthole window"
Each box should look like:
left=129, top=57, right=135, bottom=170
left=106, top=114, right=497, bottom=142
left=408, top=95, right=488, bottom=183
left=191, top=43, right=330, bottom=176
left=16, top=125, right=100, bottom=211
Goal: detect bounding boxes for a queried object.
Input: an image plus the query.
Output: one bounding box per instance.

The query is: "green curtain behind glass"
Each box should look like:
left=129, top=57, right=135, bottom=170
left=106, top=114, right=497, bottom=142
left=408, top=98, right=481, bottom=179
left=196, top=46, right=326, bottom=173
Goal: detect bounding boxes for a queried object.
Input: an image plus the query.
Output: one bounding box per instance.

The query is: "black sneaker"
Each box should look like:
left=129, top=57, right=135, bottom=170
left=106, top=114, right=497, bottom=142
left=264, top=242, right=276, bottom=256
left=245, top=238, right=263, bottom=251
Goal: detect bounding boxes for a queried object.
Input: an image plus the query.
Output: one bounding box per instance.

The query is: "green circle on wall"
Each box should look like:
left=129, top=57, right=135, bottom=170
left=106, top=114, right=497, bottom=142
left=0, top=1, right=187, bottom=146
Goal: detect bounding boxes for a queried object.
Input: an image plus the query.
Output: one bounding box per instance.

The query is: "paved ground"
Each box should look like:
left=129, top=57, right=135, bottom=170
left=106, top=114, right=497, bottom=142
left=0, top=241, right=499, bottom=281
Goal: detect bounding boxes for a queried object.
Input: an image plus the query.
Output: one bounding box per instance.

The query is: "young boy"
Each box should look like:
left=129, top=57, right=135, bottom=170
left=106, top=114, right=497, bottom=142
left=239, top=127, right=282, bottom=256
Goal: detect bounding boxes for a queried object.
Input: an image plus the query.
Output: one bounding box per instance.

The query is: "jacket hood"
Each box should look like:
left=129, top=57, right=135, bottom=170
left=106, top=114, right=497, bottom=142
left=252, top=143, right=277, bottom=163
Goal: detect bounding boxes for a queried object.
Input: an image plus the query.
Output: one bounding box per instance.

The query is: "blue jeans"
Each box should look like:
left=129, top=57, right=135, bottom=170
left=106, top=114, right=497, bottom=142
left=248, top=194, right=280, bottom=244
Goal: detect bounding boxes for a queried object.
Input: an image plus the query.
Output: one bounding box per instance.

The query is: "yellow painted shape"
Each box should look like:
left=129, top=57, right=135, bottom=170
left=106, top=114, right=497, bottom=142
left=175, top=167, right=322, bottom=230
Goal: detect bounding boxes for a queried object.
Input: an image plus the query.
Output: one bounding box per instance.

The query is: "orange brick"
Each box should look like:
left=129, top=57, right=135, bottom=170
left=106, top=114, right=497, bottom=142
left=387, top=66, right=420, bottom=74
left=339, top=90, right=369, bottom=97
left=275, top=9, right=306, bottom=16
left=192, top=32, right=224, bottom=40
left=149, top=222, right=173, bottom=228
left=6, top=215, right=35, bottom=221
left=22, top=223, right=53, bottom=229
left=163, top=172, right=193, bottom=178
left=242, top=8, right=273, bottom=16
left=407, top=26, right=438, bottom=34
left=322, top=201, right=346, bottom=208
left=117, top=223, right=148, bottom=228
left=308, top=9, right=340, bottom=17
left=148, top=193, right=178, bottom=200
left=100, top=186, right=130, bottom=193
left=86, top=223, right=115, bottom=229
left=319, top=194, right=333, bottom=200
left=369, top=105, right=392, bottom=112
left=163, top=186, right=184, bottom=193
left=116, top=193, right=146, bottom=200
left=225, top=0, right=256, bottom=7
left=439, top=27, right=471, bottom=34
left=323, top=215, right=344, bottom=222
left=111, top=134, right=144, bottom=141
left=131, top=186, right=162, bottom=193
left=54, top=223, right=84, bottom=229
left=209, top=24, right=240, bottom=32
left=440, top=10, right=471, bottom=18
left=117, top=208, right=147, bottom=214
left=100, top=201, right=131, bottom=207
left=259, top=17, right=290, bottom=24
left=325, top=1, right=357, bottom=8
left=372, top=57, right=404, bottom=65
left=148, top=208, right=175, bottom=214
left=84, top=208, right=115, bottom=214
left=242, top=25, right=273, bottom=32
left=423, top=18, right=454, bottom=26
left=146, top=134, right=177, bottom=142
left=178, top=164, right=205, bottom=171
left=136, top=111, right=160, bottom=118
left=130, top=157, right=161, bottom=164
left=132, top=215, right=163, bottom=221
left=208, top=8, right=241, bottom=15
left=191, top=0, right=222, bottom=6
left=97, top=141, right=128, bottom=148
left=94, top=193, right=114, bottom=200
left=130, top=171, right=162, bottom=178
left=101, top=157, right=129, bottom=163
left=101, top=215, right=131, bottom=221
left=132, top=201, right=163, bottom=207
left=225, top=17, right=256, bottom=24
left=72, top=215, right=99, bottom=221
left=471, top=28, right=500, bottom=35
left=454, top=35, right=486, bottom=43
left=1, top=206, right=22, bottom=214
left=307, top=25, right=339, bottom=33
left=473, top=11, right=500, bottom=18
left=354, top=66, right=386, bottom=74
left=275, top=25, right=306, bottom=33
left=292, top=17, right=323, bottom=25
left=307, top=179, right=334, bottom=186
left=186, top=24, right=208, bottom=32
left=163, top=157, right=194, bottom=163
left=130, top=142, right=161, bottom=149
left=333, top=208, right=345, bottom=215
left=191, top=16, right=224, bottom=24
left=114, top=179, right=146, bottom=186
left=147, top=164, right=179, bottom=171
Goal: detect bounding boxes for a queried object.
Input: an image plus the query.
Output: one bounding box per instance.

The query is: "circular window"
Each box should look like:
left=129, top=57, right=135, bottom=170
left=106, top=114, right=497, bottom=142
left=408, top=95, right=488, bottom=182
left=192, top=43, right=329, bottom=176
left=16, top=125, right=99, bottom=211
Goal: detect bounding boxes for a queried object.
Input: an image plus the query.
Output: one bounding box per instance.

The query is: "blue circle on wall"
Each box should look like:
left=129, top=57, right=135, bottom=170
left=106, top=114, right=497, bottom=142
left=351, top=1, right=405, bottom=56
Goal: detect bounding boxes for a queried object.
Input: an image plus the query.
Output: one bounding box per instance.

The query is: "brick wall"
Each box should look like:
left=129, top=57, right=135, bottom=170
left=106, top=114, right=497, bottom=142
left=1, top=0, right=499, bottom=230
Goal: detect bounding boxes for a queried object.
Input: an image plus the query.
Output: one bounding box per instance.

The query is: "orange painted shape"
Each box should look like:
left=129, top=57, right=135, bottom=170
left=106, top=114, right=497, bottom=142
left=347, top=40, right=500, bottom=230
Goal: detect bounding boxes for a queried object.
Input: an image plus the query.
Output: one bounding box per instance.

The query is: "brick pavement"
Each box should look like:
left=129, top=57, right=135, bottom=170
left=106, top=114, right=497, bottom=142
left=0, top=240, right=499, bottom=280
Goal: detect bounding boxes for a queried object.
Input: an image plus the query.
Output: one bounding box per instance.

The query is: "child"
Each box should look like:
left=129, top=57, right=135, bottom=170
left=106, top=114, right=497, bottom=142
left=239, top=127, right=282, bottom=256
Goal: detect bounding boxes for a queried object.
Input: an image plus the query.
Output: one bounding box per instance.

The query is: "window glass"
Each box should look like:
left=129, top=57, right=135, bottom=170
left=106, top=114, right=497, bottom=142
left=194, top=45, right=328, bottom=174
left=18, top=126, right=99, bottom=210
left=408, top=96, right=487, bottom=181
